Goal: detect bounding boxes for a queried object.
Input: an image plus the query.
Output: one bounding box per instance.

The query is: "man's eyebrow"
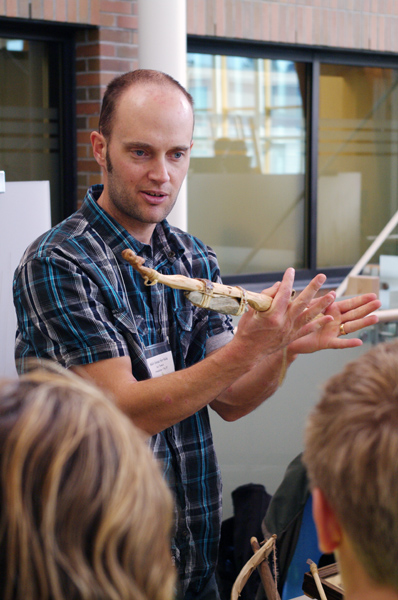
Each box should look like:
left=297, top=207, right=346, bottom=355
left=123, top=142, right=191, bottom=152
left=169, top=145, right=191, bottom=152
left=123, top=142, right=153, bottom=150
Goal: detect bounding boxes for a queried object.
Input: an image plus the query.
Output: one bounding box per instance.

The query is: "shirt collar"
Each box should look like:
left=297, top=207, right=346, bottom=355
left=81, top=185, right=185, bottom=265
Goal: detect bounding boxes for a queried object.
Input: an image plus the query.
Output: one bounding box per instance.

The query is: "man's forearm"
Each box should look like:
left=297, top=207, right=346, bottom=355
left=78, top=335, right=269, bottom=436
left=210, top=348, right=297, bottom=421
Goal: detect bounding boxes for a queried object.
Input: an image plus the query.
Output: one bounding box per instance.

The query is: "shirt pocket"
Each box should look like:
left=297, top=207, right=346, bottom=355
left=174, top=306, right=193, bottom=333
left=111, top=309, right=151, bottom=379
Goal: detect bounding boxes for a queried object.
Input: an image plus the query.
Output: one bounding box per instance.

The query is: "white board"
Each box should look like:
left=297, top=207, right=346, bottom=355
left=0, top=181, right=51, bottom=377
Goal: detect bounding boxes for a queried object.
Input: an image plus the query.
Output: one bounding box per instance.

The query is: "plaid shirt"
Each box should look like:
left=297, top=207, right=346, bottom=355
left=13, top=185, right=234, bottom=598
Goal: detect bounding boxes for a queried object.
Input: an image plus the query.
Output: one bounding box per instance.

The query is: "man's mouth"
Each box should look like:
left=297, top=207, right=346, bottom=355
left=143, top=190, right=168, bottom=204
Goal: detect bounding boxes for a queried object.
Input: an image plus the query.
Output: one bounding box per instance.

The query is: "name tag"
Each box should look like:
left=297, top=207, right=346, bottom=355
left=144, top=340, right=175, bottom=378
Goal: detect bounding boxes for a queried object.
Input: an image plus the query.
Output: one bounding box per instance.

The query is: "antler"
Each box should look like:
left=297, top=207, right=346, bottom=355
left=121, top=249, right=273, bottom=315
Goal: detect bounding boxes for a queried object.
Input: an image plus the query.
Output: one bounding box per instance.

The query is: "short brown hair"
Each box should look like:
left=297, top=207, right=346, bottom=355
left=99, top=69, right=194, bottom=140
left=0, top=363, right=175, bottom=600
left=303, top=340, right=398, bottom=590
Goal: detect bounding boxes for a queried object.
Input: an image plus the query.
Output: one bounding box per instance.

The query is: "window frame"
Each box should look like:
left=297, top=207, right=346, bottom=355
left=0, top=16, right=78, bottom=221
left=188, top=35, right=398, bottom=287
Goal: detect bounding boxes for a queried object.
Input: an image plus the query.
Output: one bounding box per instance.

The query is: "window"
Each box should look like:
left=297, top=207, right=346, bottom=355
left=187, top=40, right=398, bottom=285
left=0, top=22, right=76, bottom=224
left=317, top=63, right=398, bottom=269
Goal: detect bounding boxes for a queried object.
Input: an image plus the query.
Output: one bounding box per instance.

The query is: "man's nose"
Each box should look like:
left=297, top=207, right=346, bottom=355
left=148, top=157, right=170, bottom=183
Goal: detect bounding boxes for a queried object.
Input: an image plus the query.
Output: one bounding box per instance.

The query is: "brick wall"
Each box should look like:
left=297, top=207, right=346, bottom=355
left=2, top=0, right=398, bottom=204
left=75, top=1, right=139, bottom=203
left=187, top=0, right=398, bottom=53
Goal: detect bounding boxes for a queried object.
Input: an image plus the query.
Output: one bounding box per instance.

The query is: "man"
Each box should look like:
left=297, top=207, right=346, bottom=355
left=303, top=339, right=398, bottom=600
left=13, top=70, right=380, bottom=599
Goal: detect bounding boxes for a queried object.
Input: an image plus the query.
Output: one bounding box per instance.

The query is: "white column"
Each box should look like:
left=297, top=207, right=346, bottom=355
left=138, top=0, right=188, bottom=232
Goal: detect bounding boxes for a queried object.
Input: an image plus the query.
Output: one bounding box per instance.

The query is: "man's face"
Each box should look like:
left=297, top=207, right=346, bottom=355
left=99, top=83, right=194, bottom=241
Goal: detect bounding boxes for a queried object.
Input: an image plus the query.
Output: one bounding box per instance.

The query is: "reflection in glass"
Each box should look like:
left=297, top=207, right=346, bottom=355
left=317, top=64, right=398, bottom=268
left=187, top=53, right=307, bottom=276
left=0, top=38, right=61, bottom=223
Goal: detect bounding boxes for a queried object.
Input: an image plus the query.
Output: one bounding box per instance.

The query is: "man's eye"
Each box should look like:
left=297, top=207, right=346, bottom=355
left=134, top=150, right=146, bottom=157
left=173, top=152, right=183, bottom=159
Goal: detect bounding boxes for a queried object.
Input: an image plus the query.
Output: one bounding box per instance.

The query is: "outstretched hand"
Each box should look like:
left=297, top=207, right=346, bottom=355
left=234, top=268, right=337, bottom=359
left=288, top=293, right=381, bottom=355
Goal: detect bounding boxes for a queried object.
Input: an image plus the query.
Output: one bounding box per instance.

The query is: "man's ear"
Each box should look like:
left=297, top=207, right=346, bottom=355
left=91, top=131, right=107, bottom=168
left=312, top=487, right=342, bottom=554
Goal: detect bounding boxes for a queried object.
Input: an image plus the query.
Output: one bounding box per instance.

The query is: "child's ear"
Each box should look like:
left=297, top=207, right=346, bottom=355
left=312, top=487, right=343, bottom=554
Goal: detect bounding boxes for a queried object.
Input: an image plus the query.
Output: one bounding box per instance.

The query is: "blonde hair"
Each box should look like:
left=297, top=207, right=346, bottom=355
left=0, top=364, right=175, bottom=600
left=303, top=340, right=398, bottom=590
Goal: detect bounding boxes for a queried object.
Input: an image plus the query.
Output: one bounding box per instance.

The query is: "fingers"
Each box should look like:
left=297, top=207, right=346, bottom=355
left=338, top=313, right=379, bottom=336
left=292, top=274, right=327, bottom=310
left=260, top=281, right=281, bottom=299
left=331, top=298, right=381, bottom=325
left=289, top=275, right=335, bottom=326
left=255, top=268, right=295, bottom=319
left=328, top=337, right=364, bottom=350
left=335, top=294, right=381, bottom=315
left=295, top=314, right=335, bottom=339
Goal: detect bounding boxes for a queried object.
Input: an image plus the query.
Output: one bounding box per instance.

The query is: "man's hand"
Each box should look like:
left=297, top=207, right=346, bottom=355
left=232, top=268, right=336, bottom=360
left=288, top=293, right=381, bottom=355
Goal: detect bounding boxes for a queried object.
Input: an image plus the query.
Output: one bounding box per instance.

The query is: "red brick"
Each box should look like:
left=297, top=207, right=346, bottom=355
left=206, top=0, right=215, bottom=36
left=287, top=6, right=296, bottom=44
left=76, top=100, right=101, bottom=115
left=99, top=28, right=133, bottom=43
left=79, top=0, right=89, bottom=21
left=18, top=0, right=30, bottom=18
left=116, top=15, right=138, bottom=29
left=43, top=0, right=53, bottom=20
left=92, top=0, right=100, bottom=24
left=31, top=0, right=42, bottom=20
left=328, top=9, right=336, bottom=46
left=196, top=0, right=206, bottom=34
left=77, top=130, right=94, bottom=144
left=67, top=0, right=77, bottom=21
left=101, top=0, right=132, bottom=14
left=88, top=58, right=127, bottom=73
left=346, top=10, right=354, bottom=48
left=243, top=1, right=253, bottom=40
left=78, top=159, right=99, bottom=171
left=225, top=0, right=234, bottom=36
left=88, top=116, right=101, bottom=129
left=116, top=45, right=138, bottom=58
left=99, top=13, right=116, bottom=26
left=279, top=5, right=287, bottom=42
left=77, top=72, right=103, bottom=85
left=270, top=2, right=279, bottom=42
left=313, top=7, right=322, bottom=45
left=216, top=0, right=225, bottom=36
left=261, top=2, right=270, bottom=41
left=235, top=1, right=243, bottom=38
left=76, top=59, right=88, bottom=73
left=252, top=2, right=261, bottom=40
left=362, top=12, right=370, bottom=48
left=76, top=44, right=103, bottom=58
left=88, top=173, right=103, bottom=186
left=77, top=145, right=89, bottom=159
left=379, top=14, right=386, bottom=50
left=370, top=13, right=378, bottom=49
